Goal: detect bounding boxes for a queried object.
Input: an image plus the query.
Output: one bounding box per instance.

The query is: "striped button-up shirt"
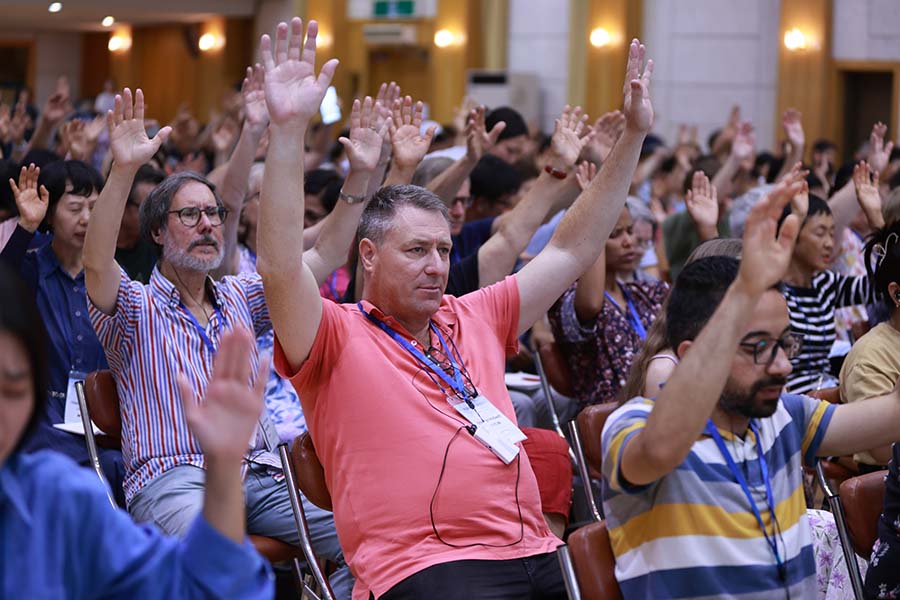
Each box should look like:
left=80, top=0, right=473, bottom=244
left=90, top=266, right=276, bottom=503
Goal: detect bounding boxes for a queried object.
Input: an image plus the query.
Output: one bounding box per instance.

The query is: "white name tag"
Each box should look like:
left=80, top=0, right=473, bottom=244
left=63, top=371, right=88, bottom=424
left=452, top=394, right=526, bottom=464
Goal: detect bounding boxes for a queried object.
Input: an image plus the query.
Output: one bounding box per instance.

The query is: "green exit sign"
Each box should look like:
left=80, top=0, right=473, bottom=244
left=374, top=1, right=414, bottom=17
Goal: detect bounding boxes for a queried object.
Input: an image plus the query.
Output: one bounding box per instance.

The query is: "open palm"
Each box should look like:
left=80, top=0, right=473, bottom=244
left=622, top=39, right=654, bottom=133
left=261, top=18, right=338, bottom=127
left=108, top=88, right=171, bottom=168
left=340, top=96, right=386, bottom=172
left=10, top=163, right=49, bottom=233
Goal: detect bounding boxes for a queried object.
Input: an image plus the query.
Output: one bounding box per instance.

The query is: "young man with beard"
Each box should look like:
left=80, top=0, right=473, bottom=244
left=602, top=180, right=900, bottom=599
left=82, top=89, right=352, bottom=598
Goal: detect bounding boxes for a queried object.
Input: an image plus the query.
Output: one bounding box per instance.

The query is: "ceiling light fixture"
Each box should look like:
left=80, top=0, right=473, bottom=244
left=102, top=16, right=115, bottom=27
left=48, top=2, right=62, bottom=13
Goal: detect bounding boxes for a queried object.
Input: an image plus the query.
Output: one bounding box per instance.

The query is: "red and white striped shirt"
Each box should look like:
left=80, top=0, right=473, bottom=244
left=90, top=266, right=275, bottom=503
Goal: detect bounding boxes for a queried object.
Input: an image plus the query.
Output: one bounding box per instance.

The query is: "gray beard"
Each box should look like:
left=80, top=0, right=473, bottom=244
left=162, top=238, right=224, bottom=273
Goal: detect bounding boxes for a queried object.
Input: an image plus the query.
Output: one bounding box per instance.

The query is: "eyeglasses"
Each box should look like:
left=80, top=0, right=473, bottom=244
left=426, top=345, right=478, bottom=399
left=451, top=196, right=473, bottom=209
left=738, top=333, right=803, bottom=366
left=168, top=206, right=228, bottom=227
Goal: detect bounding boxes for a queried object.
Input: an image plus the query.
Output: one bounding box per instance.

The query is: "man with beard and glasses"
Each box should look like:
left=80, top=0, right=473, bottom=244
left=602, top=180, right=900, bottom=600
left=82, top=89, right=352, bottom=598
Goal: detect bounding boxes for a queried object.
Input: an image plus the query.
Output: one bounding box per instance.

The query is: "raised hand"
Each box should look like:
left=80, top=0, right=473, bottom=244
left=685, top=170, right=719, bottom=233
left=0, top=104, right=10, bottom=144
left=465, top=105, right=505, bottom=162
left=211, top=117, right=240, bottom=155
left=622, top=38, right=654, bottom=133
left=242, top=63, right=269, bottom=134
left=575, top=161, right=598, bottom=191
left=373, top=81, right=400, bottom=163
left=389, top=95, right=436, bottom=169
left=178, top=327, right=267, bottom=462
left=9, top=163, right=49, bottom=233
left=107, top=88, right=172, bottom=169
left=738, top=179, right=805, bottom=296
left=42, top=76, right=73, bottom=125
left=9, top=97, right=31, bottom=145
left=260, top=18, right=339, bottom=129
left=782, top=108, right=804, bottom=152
left=853, top=160, right=883, bottom=225
left=549, top=105, right=592, bottom=168
left=339, top=96, right=388, bottom=173
left=867, top=122, right=894, bottom=176
left=778, top=161, right=810, bottom=220
left=583, top=110, right=625, bottom=164
left=730, top=121, right=756, bottom=161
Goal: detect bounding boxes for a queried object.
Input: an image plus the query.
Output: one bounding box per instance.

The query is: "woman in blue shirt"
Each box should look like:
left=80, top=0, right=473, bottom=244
left=0, top=262, right=273, bottom=599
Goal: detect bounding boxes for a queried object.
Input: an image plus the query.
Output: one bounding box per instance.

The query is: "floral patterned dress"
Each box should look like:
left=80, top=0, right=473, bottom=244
left=866, top=444, right=900, bottom=598
left=548, top=280, right=668, bottom=408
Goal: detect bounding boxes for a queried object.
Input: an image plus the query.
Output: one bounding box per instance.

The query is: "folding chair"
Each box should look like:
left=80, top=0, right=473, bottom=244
left=568, top=403, right=618, bottom=523
left=79, top=370, right=334, bottom=600
left=559, top=520, right=622, bottom=600
left=833, top=471, right=887, bottom=599
left=534, top=341, right=575, bottom=443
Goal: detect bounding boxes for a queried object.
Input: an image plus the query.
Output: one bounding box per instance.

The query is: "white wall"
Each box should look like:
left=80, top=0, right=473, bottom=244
left=507, top=0, right=570, bottom=133
left=834, top=0, right=900, bottom=62
left=0, top=31, right=82, bottom=105
left=642, top=0, right=781, bottom=151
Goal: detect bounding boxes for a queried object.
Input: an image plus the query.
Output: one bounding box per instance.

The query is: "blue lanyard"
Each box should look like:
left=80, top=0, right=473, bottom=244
left=705, top=419, right=785, bottom=581
left=604, top=285, right=647, bottom=340
left=327, top=271, right=339, bottom=300
left=180, top=302, right=224, bottom=354
left=357, top=302, right=472, bottom=405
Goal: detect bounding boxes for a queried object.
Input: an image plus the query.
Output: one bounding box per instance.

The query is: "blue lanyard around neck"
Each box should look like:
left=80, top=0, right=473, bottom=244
left=327, top=271, right=339, bottom=300
left=180, top=302, right=224, bottom=354
left=705, top=419, right=785, bottom=581
left=604, top=284, right=647, bottom=340
left=357, top=302, right=472, bottom=405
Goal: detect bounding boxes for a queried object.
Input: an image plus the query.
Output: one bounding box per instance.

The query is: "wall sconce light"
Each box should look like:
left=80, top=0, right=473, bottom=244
left=198, top=32, right=226, bottom=52
left=783, top=27, right=810, bottom=51
left=434, top=29, right=464, bottom=48
left=108, top=25, right=132, bottom=53
left=317, top=32, right=333, bottom=48
left=590, top=27, right=612, bottom=48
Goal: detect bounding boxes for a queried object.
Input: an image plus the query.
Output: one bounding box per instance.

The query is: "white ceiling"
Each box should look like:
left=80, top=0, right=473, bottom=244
left=0, top=0, right=257, bottom=32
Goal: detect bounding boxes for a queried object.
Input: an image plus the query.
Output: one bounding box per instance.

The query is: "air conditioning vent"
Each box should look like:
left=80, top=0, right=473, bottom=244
left=362, top=24, right=418, bottom=45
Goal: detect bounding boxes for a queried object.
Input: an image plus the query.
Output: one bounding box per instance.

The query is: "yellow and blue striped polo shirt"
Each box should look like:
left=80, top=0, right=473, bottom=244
left=601, top=394, right=834, bottom=599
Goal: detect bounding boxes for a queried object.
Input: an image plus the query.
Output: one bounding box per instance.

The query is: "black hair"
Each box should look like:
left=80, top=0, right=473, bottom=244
left=0, top=159, right=18, bottom=218
left=707, top=128, right=722, bottom=153
left=304, top=168, right=344, bottom=215
left=806, top=171, right=826, bottom=191
left=658, top=156, right=679, bottom=175
left=812, top=139, right=836, bottom=154
left=37, top=160, right=104, bottom=233
left=666, top=256, right=741, bottom=351
left=470, top=154, right=522, bottom=202
left=20, top=148, right=61, bottom=170
left=128, top=164, right=166, bottom=207
left=778, top=193, right=831, bottom=231
left=0, top=262, right=49, bottom=454
left=890, top=168, right=900, bottom=192
left=832, top=162, right=856, bottom=196
left=864, top=221, right=900, bottom=306
left=486, top=106, right=528, bottom=141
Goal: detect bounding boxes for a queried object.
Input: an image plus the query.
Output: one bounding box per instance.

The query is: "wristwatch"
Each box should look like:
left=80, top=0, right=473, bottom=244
left=339, top=190, right=367, bottom=205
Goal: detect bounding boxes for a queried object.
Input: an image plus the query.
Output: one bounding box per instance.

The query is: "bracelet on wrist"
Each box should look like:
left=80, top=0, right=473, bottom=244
left=339, top=190, right=367, bottom=205
left=544, top=165, right=568, bottom=180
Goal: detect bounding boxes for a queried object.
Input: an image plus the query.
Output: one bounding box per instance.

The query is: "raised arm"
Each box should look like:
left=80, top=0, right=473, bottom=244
left=685, top=170, right=719, bottom=241
left=26, top=77, right=72, bottom=154
left=516, top=39, right=652, bottom=335
left=427, top=106, right=504, bottom=203
left=620, top=180, right=803, bottom=486
left=867, top=122, right=894, bottom=178
left=303, top=96, right=382, bottom=284
left=212, top=65, right=270, bottom=278
left=83, top=89, right=171, bottom=315
left=712, top=121, right=754, bottom=200
left=774, top=109, right=805, bottom=181
left=1, top=164, right=49, bottom=267
left=382, top=96, right=435, bottom=186
left=853, top=160, right=885, bottom=230
left=256, top=18, right=337, bottom=371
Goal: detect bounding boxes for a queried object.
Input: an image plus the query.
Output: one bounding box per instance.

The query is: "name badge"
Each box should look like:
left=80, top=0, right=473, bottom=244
left=452, top=394, right=527, bottom=464
left=63, top=370, right=89, bottom=424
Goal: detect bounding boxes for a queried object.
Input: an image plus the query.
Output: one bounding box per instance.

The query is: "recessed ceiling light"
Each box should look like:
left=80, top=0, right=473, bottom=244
left=102, top=16, right=115, bottom=27
left=48, top=2, right=62, bottom=13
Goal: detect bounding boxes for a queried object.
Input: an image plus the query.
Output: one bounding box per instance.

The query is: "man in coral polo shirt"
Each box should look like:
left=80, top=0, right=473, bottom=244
left=256, top=17, right=654, bottom=600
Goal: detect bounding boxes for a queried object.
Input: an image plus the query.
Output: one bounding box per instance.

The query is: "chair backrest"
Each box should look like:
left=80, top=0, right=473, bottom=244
left=291, top=432, right=333, bottom=512
left=567, top=520, right=622, bottom=600
left=839, top=471, right=887, bottom=558
left=809, top=386, right=842, bottom=405
left=538, top=342, right=575, bottom=398
left=576, top=403, right=619, bottom=474
left=84, top=370, right=122, bottom=441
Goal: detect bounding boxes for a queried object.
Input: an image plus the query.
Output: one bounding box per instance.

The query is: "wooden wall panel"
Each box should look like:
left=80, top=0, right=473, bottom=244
left=80, top=33, right=111, bottom=100
left=776, top=0, right=832, bottom=162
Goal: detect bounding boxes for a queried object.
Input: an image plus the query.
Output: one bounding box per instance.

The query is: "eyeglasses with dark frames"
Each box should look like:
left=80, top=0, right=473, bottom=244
left=168, top=206, right=228, bottom=227
left=738, top=333, right=803, bottom=366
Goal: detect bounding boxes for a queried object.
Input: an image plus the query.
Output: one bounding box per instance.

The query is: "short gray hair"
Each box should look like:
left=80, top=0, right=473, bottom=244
left=357, top=185, right=450, bottom=246
left=140, top=171, right=223, bottom=253
left=411, top=156, right=455, bottom=187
